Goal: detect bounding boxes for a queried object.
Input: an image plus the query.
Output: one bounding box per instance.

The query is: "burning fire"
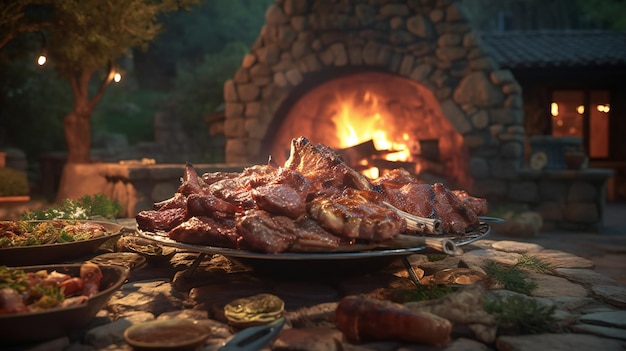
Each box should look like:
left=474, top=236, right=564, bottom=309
left=332, top=91, right=413, bottom=178
left=271, top=71, right=472, bottom=189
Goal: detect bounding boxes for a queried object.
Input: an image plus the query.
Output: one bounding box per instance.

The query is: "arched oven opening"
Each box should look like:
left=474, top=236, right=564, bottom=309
left=264, top=69, right=471, bottom=189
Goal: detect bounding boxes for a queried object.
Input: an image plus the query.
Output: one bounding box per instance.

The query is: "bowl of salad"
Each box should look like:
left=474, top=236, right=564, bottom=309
left=0, top=220, right=124, bottom=266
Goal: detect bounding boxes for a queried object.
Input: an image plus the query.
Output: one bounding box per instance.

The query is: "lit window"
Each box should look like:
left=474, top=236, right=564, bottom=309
left=551, top=91, right=584, bottom=137
left=550, top=90, right=610, bottom=159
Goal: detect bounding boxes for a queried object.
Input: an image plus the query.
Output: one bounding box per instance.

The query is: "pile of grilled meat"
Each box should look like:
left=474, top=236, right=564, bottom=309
left=136, top=137, right=487, bottom=254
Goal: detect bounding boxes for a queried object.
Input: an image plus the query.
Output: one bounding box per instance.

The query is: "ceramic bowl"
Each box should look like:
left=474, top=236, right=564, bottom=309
left=124, top=319, right=211, bottom=351
left=0, top=263, right=129, bottom=344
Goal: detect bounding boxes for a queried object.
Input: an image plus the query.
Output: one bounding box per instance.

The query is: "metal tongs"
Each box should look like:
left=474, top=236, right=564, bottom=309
left=219, top=317, right=286, bottom=351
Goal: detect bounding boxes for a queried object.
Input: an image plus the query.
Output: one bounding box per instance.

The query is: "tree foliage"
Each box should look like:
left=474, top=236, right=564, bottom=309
left=134, top=0, right=273, bottom=90
left=575, top=0, right=626, bottom=30
left=0, top=0, right=201, bottom=164
left=171, top=41, right=249, bottom=135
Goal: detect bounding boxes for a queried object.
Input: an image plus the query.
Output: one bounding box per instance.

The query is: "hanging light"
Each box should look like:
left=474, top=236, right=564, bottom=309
left=37, top=32, right=47, bottom=66
left=113, top=72, right=122, bottom=83
left=37, top=53, right=47, bottom=66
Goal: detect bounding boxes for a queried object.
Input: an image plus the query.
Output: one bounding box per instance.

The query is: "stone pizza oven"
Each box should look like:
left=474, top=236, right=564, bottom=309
left=223, top=0, right=524, bottom=198
left=64, top=1, right=611, bottom=231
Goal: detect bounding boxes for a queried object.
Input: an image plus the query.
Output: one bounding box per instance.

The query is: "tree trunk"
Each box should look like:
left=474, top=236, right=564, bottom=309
left=63, top=106, right=92, bottom=163
left=63, top=67, right=112, bottom=164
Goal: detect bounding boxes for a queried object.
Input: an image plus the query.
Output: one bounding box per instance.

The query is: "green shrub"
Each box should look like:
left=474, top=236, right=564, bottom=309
left=0, top=168, right=29, bottom=196
left=484, top=295, right=557, bottom=334
left=484, top=260, right=537, bottom=295
left=21, top=194, right=123, bottom=220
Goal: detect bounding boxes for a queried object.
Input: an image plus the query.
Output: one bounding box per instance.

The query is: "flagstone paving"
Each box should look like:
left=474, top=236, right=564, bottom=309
left=3, top=203, right=626, bottom=351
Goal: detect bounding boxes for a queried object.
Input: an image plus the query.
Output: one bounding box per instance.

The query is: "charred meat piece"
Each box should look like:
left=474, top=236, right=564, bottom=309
left=208, top=177, right=257, bottom=210
left=252, top=183, right=307, bottom=218
left=235, top=210, right=341, bottom=253
left=201, top=171, right=241, bottom=185
left=384, top=183, right=436, bottom=218
left=136, top=207, right=187, bottom=232
left=178, top=162, right=210, bottom=196
left=153, top=192, right=187, bottom=211
left=374, top=169, right=484, bottom=233
left=431, top=183, right=480, bottom=233
left=186, top=193, right=242, bottom=219
left=289, top=216, right=341, bottom=252
left=236, top=210, right=297, bottom=254
left=284, top=137, right=372, bottom=192
left=169, top=216, right=240, bottom=248
left=251, top=167, right=311, bottom=218
left=307, top=188, right=406, bottom=242
left=272, top=167, right=312, bottom=195
left=452, top=190, right=488, bottom=216
left=372, top=168, right=420, bottom=190
left=206, top=165, right=279, bottom=210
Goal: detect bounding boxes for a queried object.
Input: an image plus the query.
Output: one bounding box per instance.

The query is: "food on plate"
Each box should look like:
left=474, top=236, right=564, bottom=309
left=0, top=220, right=109, bottom=248
left=283, top=136, right=372, bottom=192
left=136, top=137, right=488, bottom=253
left=335, top=294, right=452, bottom=346
left=0, top=262, right=103, bottom=314
left=307, top=188, right=406, bottom=241
left=236, top=209, right=342, bottom=253
left=224, top=293, right=285, bottom=329
left=372, top=168, right=486, bottom=233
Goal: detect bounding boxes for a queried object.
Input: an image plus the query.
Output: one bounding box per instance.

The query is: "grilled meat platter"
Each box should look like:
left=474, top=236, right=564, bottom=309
left=136, top=137, right=488, bottom=254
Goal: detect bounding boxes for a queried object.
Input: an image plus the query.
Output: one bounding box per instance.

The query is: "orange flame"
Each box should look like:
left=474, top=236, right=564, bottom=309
left=332, top=91, right=411, bottom=173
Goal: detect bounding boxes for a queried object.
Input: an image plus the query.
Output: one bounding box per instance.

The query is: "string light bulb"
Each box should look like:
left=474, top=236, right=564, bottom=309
left=113, top=72, right=122, bottom=83
left=37, top=32, right=47, bottom=66
left=37, top=54, right=47, bottom=66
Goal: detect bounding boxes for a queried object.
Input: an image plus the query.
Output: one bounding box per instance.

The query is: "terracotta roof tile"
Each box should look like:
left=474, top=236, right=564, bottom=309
left=480, top=30, right=626, bottom=69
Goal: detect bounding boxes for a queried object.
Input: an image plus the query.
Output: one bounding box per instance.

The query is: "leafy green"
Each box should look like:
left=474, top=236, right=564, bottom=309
left=484, top=261, right=537, bottom=295
left=21, top=194, right=122, bottom=220
left=484, top=254, right=551, bottom=294
left=390, top=284, right=454, bottom=303
left=516, top=254, right=552, bottom=273
left=484, top=295, right=557, bottom=334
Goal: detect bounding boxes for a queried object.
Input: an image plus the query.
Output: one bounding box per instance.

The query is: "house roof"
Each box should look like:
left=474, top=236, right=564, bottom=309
left=480, top=30, right=626, bottom=69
